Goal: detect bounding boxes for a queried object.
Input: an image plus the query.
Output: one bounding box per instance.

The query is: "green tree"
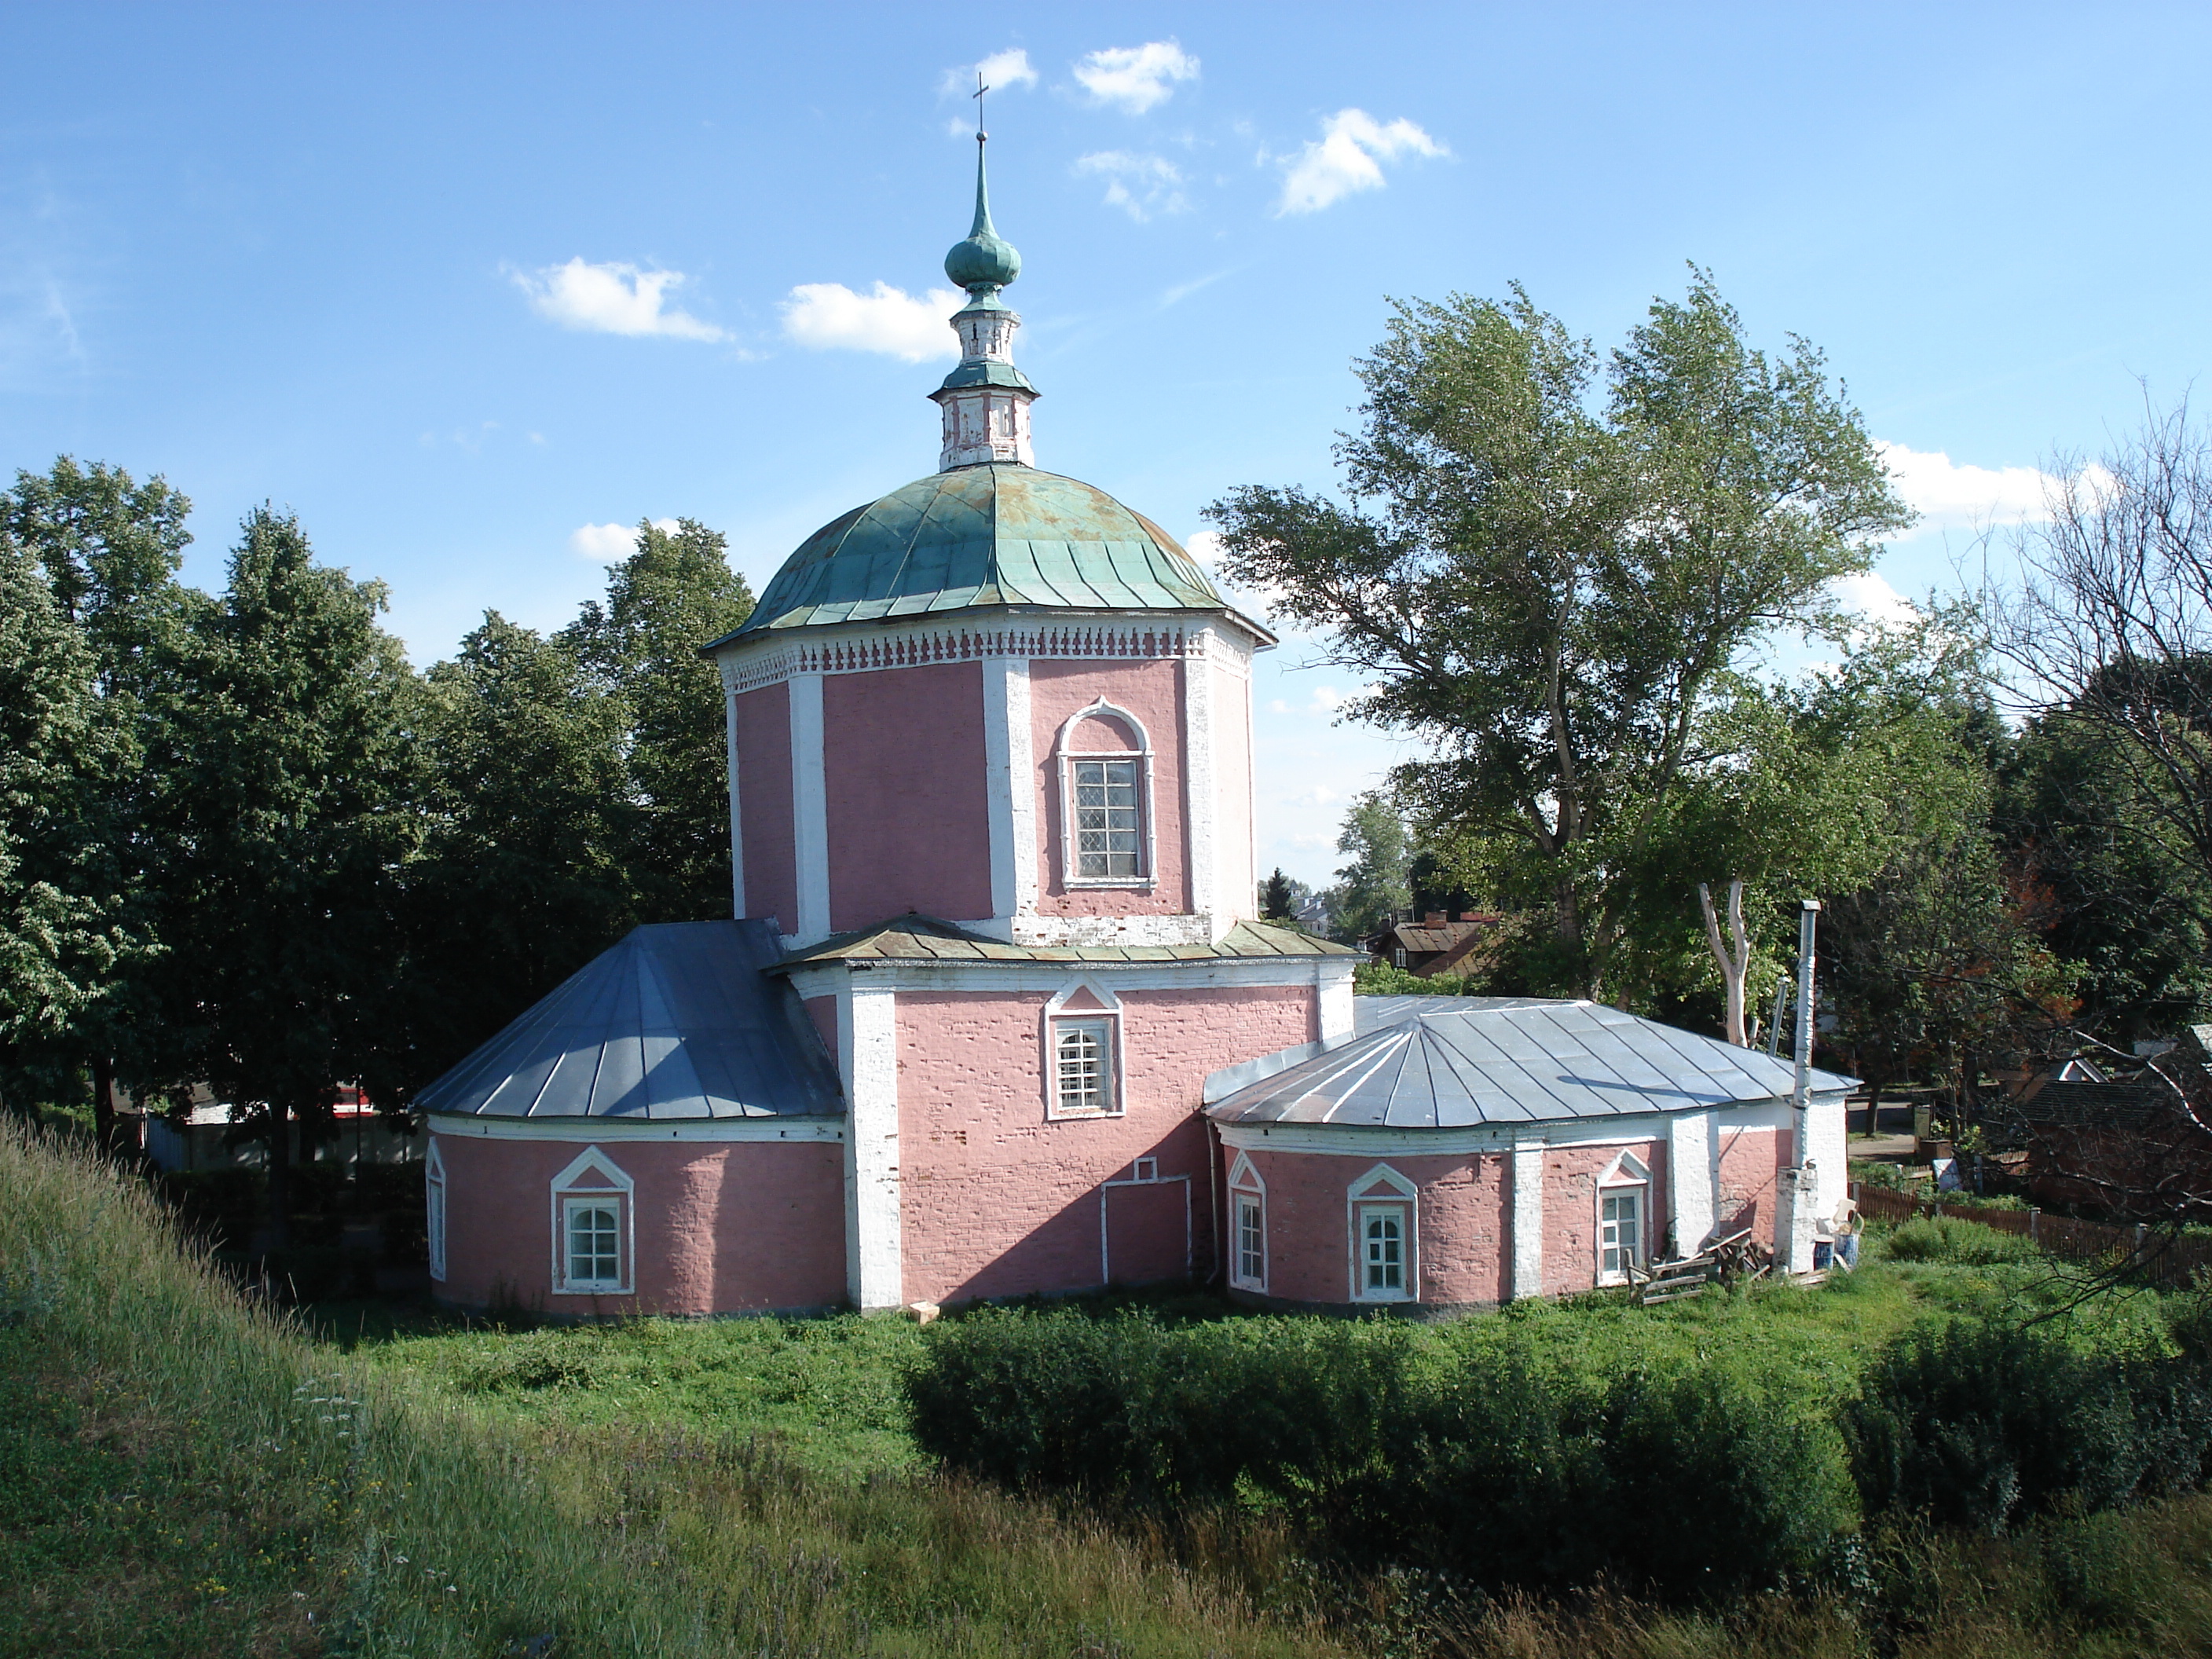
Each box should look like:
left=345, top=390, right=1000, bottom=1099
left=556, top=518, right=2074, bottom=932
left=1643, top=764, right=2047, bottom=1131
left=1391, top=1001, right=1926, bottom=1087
left=0, top=536, right=134, bottom=1115
left=1208, top=274, right=1910, bottom=998
left=3, top=458, right=194, bottom=1140
left=562, top=518, right=753, bottom=922
left=1328, top=792, right=1411, bottom=943
left=1259, top=868, right=1300, bottom=921
left=133, top=509, right=422, bottom=1247
left=407, top=613, right=637, bottom=1083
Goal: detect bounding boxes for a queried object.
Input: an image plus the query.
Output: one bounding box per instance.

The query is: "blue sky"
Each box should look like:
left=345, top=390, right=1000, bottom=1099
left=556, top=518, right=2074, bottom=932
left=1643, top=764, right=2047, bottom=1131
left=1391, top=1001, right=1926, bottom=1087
left=6, top=4, right=2210, bottom=889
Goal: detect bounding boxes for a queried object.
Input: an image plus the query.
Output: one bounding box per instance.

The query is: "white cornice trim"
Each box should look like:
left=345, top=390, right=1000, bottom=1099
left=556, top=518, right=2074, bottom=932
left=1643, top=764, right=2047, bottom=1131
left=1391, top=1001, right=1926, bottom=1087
left=714, top=613, right=1262, bottom=698
left=1218, top=1097, right=1808, bottom=1158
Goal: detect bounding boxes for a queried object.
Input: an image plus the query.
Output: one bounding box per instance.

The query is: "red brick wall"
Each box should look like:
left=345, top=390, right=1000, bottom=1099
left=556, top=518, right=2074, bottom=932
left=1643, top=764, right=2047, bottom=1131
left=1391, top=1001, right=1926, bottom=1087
left=732, top=681, right=796, bottom=931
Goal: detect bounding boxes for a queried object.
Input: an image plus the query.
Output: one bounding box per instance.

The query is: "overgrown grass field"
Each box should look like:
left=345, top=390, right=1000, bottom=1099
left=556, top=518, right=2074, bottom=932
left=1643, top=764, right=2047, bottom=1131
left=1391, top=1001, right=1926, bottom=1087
left=11, top=1118, right=2212, bottom=1657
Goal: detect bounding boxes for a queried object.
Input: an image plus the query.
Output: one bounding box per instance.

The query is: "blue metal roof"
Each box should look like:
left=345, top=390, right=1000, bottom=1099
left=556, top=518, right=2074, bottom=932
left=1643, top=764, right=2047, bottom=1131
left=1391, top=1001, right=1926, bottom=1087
left=415, top=921, right=843, bottom=1120
left=1209, top=998, right=1855, bottom=1129
left=719, top=463, right=1229, bottom=639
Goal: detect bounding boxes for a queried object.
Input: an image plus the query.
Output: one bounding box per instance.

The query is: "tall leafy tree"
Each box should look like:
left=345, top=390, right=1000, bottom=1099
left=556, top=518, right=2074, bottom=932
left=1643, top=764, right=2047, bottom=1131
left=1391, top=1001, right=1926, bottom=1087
left=1327, top=791, right=1412, bottom=943
left=407, top=613, right=636, bottom=1084
left=0, top=535, right=134, bottom=1115
left=562, top=518, right=753, bottom=921
left=3, top=458, right=193, bottom=1139
left=1209, top=274, right=1910, bottom=998
left=134, top=509, right=422, bottom=1247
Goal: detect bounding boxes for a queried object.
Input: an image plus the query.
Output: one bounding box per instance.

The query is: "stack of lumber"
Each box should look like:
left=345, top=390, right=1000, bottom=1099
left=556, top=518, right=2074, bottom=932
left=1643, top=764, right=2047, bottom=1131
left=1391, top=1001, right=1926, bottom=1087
left=1627, top=1228, right=1774, bottom=1305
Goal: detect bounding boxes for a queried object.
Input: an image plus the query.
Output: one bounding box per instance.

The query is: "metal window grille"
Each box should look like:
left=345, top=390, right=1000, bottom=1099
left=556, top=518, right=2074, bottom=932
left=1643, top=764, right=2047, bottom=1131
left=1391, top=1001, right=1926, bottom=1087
left=566, top=1201, right=621, bottom=1286
left=1055, top=1019, right=1111, bottom=1114
left=1601, top=1190, right=1642, bottom=1276
left=1236, top=1196, right=1265, bottom=1287
left=1074, top=758, right=1141, bottom=879
left=1364, top=1209, right=1404, bottom=1291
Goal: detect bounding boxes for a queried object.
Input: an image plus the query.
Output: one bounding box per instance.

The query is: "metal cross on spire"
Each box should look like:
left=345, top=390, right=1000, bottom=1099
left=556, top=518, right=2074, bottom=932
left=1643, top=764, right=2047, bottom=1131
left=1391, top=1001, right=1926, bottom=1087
left=973, top=68, right=989, bottom=143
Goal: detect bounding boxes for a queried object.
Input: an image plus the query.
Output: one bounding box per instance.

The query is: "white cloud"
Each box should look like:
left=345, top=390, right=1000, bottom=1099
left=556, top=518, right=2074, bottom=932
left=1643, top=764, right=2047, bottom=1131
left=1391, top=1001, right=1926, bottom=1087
left=778, top=281, right=963, bottom=363
left=1877, top=440, right=2053, bottom=532
left=570, top=518, right=679, bottom=562
left=1073, top=151, right=1186, bottom=220
left=513, top=258, right=727, bottom=341
left=1829, top=569, right=1919, bottom=628
left=943, top=48, right=1038, bottom=98
left=1073, top=40, right=1199, bottom=114
left=1276, top=109, right=1446, bottom=215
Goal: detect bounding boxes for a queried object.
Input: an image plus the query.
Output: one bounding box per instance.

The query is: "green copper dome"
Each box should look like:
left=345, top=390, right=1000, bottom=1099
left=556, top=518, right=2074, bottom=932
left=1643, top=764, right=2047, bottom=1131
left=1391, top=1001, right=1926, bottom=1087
left=723, top=464, right=1228, bottom=637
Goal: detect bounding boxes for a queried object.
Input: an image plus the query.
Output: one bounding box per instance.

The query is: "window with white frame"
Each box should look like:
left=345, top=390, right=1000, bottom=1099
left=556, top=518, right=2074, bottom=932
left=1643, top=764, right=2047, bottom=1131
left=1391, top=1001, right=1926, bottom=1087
left=1594, top=1150, right=1653, bottom=1287
left=1347, top=1164, right=1419, bottom=1303
left=565, top=1197, right=621, bottom=1286
left=1229, top=1153, right=1267, bottom=1293
left=549, top=1145, right=635, bottom=1295
left=424, top=1139, right=447, bottom=1283
left=1055, top=1018, right=1113, bottom=1115
left=1056, top=700, right=1153, bottom=887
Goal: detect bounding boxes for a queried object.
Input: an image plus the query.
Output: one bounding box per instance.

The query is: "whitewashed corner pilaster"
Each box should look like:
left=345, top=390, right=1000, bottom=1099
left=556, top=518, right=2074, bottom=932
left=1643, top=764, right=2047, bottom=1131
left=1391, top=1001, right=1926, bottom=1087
left=980, top=654, right=1036, bottom=937
left=1317, top=960, right=1357, bottom=1045
left=1667, top=1109, right=1715, bottom=1254
left=840, top=981, right=902, bottom=1310
left=1182, top=628, right=1220, bottom=940
left=1511, top=1140, right=1546, bottom=1298
left=787, top=671, right=830, bottom=945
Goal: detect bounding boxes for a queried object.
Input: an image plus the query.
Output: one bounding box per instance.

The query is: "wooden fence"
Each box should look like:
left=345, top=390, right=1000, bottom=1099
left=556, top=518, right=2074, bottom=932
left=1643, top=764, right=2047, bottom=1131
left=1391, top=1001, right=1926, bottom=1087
left=1851, top=1181, right=2212, bottom=1285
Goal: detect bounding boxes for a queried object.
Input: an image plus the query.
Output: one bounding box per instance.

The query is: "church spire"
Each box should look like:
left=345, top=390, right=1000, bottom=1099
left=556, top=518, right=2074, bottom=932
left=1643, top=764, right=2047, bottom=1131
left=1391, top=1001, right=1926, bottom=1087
left=932, top=129, right=1038, bottom=470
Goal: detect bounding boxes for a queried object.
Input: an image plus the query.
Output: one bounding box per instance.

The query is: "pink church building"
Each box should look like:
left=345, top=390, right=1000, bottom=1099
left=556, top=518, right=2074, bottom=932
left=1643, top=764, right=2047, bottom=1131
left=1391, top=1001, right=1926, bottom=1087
left=416, top=143, right=1850, bottom=1320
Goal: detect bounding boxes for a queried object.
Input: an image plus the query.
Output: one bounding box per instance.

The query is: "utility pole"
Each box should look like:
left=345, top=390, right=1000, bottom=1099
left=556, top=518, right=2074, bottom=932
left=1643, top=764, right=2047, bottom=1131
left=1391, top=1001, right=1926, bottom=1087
left=1784, top=899, right=1821, bottom=1274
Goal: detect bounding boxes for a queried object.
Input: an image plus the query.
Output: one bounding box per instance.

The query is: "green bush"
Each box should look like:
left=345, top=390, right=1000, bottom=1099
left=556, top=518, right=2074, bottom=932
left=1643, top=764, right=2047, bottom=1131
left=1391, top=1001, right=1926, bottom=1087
left=906, top=1309, right=1851, bottom=1602
left=1884, top=1214, right=2038, bottom=1265
left=1844, top=1320, right=2211, bottom=1533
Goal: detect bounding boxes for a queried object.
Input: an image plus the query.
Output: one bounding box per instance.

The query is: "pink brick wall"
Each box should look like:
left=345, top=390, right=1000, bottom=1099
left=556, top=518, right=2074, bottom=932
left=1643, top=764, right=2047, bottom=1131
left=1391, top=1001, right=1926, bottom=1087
left=895, top=983, right=1313, bottom=1305
left=433, top=1131, right=845, bottom=1317
left=732, top=682, right=796, bottom=931
left=1716, top=1124, right=1789, bottom=1248
left=1536, top=1141, right=1668, bottom=1296
left=824, top=661, right=993, bottom=928
left=1230, top=1147, right=1512, bottom=1307
left=1029, top=660, right=1187, bottom=916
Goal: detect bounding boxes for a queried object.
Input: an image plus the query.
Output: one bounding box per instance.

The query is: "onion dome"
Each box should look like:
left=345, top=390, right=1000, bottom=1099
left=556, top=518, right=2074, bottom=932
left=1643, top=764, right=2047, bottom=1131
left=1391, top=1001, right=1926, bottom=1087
left=943, top=134, right=1021, bottom=295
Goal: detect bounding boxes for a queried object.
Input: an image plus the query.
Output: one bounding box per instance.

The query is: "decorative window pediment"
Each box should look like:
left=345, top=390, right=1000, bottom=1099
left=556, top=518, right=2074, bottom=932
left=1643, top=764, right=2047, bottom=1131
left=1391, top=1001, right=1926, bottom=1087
left=550, top=1145, right=635, bottom=1296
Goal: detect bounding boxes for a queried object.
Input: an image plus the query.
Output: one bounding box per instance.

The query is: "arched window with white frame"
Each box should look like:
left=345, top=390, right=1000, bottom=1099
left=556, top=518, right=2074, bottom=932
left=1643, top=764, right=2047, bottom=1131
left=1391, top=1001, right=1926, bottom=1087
left=424, top=1137, right=447, bottom=1283
left=1228, top=1152, right=1268, bottom=1294
left=549, top=1145, right=636, bottom=1296
left=1595, top=1149, right=1653, bottom=1286
left=1347, top=1163, right=1419, bottom=1304
left=1054, top=698, right=1155, bottom=888
left=1042, top=980, right=1125, bottom=1119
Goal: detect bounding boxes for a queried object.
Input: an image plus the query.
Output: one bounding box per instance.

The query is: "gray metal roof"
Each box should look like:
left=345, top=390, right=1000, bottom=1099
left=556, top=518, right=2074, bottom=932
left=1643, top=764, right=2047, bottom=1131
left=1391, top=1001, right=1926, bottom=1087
left=1210, top=997, right=1855, bottom=1129
left=416, top=921, right=843, bottom=1120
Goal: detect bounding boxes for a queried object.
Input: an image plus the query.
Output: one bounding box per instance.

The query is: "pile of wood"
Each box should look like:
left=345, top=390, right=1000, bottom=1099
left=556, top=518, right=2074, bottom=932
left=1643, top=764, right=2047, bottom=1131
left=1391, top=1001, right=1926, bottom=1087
left=1627, top=1228, right=1774, bottom=1305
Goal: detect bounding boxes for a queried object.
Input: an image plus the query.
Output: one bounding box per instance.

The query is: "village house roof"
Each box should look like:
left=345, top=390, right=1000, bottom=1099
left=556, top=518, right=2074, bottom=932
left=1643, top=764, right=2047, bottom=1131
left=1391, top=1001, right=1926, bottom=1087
left=774, top=914, right=1358, bottom=968
left=1207, top=995, right=1855, bottom=1129
left=415, top=921, right=843, bottom=1120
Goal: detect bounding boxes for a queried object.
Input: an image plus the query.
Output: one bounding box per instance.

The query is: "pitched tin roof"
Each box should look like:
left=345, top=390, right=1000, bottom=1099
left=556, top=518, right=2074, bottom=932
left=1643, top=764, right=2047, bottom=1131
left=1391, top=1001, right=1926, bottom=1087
left=717, top=464, right=1234, bottom=639
left=415, top=921, right=842, bottom=1120
left=774, top=914, right=1356, bottom=968
left=1209, top=996, right=1855, bottom=1129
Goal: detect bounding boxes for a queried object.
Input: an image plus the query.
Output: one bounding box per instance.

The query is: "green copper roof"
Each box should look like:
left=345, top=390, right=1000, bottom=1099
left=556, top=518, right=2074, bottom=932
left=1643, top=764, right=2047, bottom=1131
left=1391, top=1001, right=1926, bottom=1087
left=723, top=464, right=1229, bottom=638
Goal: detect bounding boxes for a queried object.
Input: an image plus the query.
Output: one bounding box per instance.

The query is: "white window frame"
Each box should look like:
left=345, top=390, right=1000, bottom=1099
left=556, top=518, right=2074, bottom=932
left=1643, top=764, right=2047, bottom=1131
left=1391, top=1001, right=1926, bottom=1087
left=1228, top=1151, right=1268, bottom=1294
left=424, top=1137, right=447, bottom=1283
left=1347, top=1163, right=1419, bottom=1304
left=1054, top=698, right=1156, bottom=889
left=1594, top=1149, right=1653, bottom=1287
left=548, top=1144, right=635, bottom=1296
left=1042, top=980, right=1126, bottom=1119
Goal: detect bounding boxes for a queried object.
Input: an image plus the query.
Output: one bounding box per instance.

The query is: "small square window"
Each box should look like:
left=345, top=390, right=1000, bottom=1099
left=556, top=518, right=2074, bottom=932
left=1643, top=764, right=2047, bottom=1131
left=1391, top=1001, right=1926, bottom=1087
left=1133, top=1156, right=1159, bottom=1182
left=1054, top=1018, right=1115, bottom=1115
left=564, top=1196, right=622, bottom=1289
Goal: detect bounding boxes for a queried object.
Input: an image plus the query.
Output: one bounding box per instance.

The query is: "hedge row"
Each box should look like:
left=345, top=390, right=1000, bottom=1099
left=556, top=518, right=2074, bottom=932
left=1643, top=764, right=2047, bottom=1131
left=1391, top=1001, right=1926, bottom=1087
left=903, top=1306, right=2212, bottom=1602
